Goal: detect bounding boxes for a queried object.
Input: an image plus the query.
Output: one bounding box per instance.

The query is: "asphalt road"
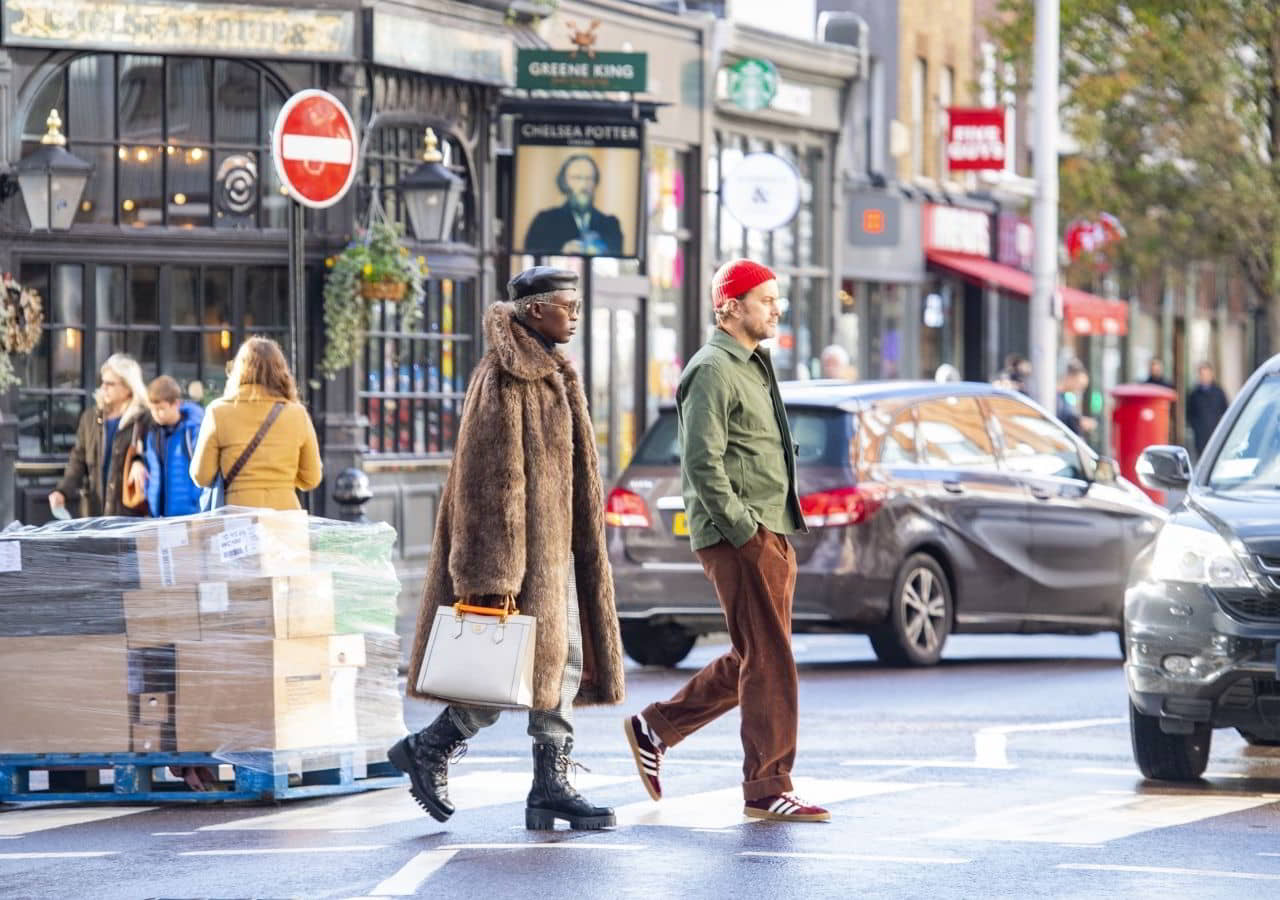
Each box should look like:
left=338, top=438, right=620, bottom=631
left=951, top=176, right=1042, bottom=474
left=4, top=632, right=1280, bottom=899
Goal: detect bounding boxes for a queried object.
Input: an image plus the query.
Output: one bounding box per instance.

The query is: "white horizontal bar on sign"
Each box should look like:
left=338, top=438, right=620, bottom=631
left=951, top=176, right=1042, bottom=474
left=280, top=134, right=353, bottom=164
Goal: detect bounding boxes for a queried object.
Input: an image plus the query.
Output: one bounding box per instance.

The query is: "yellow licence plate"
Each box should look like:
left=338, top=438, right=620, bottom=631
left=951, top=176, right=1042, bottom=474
left=671, top=512, right=689, bottom=537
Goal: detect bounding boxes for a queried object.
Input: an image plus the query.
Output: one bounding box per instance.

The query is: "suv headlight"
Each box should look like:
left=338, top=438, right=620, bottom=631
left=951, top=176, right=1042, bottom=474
left=1150, top=522, right=1250, bottom=588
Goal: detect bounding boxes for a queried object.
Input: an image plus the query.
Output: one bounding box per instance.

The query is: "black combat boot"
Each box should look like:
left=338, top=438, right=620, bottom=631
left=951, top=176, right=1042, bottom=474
left=525, top=739, right=616, bottom=830
left=387, top=711, right=468, bottom=822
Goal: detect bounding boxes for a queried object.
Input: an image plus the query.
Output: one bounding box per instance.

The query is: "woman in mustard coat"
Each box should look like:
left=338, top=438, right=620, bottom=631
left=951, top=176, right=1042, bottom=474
left=190, top=336, right=322, bottom=511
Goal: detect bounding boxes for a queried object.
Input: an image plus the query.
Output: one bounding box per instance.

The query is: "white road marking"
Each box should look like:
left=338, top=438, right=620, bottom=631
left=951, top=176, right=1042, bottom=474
left=973, top=718, right=1125, bottom=767
left=369, top=850, right=458, bottom=896
left=0, top=851, right=117, bottom=860
left=841, top=758, right=1014, bottom=770
left=440, top=843, right=645, bottom=851
left=0, top=807, right=156, bottom=837
left=181, top=845, right=386, bottom=856
left=930, top=790, right=1273, bottom=844
left=201, top=771, right=629, bottom=831
left=1059, top=863, right=1280, bottom=881
left=151, top=831, right=198, bottom=836
left=614, top=777, right=929, bottom=830
left=741, top=851, right=970, bottom=865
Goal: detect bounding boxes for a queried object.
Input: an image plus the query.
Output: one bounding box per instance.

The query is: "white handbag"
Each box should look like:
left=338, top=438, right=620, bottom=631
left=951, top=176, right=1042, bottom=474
left=416, top=598, right=537, bottom=709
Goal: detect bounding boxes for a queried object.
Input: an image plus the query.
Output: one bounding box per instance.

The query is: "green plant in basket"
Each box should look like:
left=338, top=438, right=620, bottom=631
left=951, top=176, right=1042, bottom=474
left=321, top=218, right=425, bottom=379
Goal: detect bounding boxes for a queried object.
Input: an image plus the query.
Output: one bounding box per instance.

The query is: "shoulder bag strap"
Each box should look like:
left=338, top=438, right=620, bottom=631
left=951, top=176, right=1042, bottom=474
left=224, top=401, right=285, bottom=489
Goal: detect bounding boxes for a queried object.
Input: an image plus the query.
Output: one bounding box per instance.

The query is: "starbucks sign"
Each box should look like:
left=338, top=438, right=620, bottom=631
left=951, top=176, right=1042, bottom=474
left=727, top=58, right=779, bottom=112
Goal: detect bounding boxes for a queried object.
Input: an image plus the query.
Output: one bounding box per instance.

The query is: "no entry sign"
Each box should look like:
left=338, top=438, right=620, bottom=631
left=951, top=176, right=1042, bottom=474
left=271, top=89, right=358, bottom=209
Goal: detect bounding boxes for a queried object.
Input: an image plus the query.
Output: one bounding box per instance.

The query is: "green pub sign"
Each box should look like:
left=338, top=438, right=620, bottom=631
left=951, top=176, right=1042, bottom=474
left=517, top=49, right=648, bottom=93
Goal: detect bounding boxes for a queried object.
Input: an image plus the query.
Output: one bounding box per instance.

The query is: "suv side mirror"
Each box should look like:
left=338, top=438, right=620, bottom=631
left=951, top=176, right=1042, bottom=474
left=1093, top=456, right=1120, bottom=485
left=1136, top=445, right=1192, bottom=491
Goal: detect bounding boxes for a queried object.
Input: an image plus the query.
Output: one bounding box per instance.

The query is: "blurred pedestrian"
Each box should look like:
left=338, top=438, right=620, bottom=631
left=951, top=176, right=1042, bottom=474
left=994, top=353, right=1031, bottom=393
left=394, top=266, right=624, bottom=831
left=1187, top=362, right=1229, bottom=457
left=190, top=336, right=322, bottom=511
left=819, top=343, right=853, bottom=380
left=49, top=353, right=151, bottom=518
left=140, top=375, right=205, bottom=517
left=1057, top=358, right=1096, bottom=437
left=623, top=258, right=829, bottom=823
left=1144, top=358, right=1172, bottom=389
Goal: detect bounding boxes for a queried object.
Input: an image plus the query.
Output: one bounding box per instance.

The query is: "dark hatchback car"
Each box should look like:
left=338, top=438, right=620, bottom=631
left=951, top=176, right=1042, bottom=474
left=1128, top=354, right=1280, bottom=780
left=607, top=380, right=1164, bottom=667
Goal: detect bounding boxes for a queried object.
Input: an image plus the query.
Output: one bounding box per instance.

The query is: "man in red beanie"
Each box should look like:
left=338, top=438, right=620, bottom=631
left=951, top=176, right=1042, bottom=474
left=623, top=258, right=830, bottom=822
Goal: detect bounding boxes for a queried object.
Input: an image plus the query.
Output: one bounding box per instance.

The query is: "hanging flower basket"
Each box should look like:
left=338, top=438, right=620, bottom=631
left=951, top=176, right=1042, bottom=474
left=359, top=279, right=408, bottom=302
left=320, top=210, right=425, bottom=380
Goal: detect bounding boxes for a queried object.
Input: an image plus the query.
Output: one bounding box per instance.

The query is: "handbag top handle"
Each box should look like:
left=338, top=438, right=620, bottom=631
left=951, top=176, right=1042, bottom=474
left=223, top=400, right=285, bottom=489
left=454, top=596, right=519, bottom=621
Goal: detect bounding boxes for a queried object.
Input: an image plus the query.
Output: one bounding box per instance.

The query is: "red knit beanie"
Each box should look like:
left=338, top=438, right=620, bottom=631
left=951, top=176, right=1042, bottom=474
left=712, top=258, right=776, bottom=310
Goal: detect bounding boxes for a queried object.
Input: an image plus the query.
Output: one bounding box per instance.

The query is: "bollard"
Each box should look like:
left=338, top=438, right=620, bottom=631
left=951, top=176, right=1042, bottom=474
left=333, top=467, right=373, bottom=523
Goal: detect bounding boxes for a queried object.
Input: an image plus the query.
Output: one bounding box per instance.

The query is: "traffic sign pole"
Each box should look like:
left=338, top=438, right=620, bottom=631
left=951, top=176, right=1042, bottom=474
left=289, top=200, right=307, bottom=406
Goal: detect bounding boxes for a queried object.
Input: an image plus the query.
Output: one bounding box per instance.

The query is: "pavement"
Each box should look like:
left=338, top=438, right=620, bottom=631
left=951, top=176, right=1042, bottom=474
left=4, top=632, right=1280, bottom=899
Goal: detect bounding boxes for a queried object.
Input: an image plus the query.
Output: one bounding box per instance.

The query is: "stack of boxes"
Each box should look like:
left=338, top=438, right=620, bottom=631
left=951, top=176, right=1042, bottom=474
left=0, top=510, right=406, bottom=759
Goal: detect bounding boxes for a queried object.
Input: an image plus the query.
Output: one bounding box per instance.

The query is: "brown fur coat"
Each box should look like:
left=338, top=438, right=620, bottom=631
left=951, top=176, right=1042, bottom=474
left=407, top=302, right=624, bottom=709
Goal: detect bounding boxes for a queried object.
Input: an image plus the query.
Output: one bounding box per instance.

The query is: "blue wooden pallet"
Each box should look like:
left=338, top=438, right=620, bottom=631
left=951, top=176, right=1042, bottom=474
left=0, top=749, right=406, bottom=804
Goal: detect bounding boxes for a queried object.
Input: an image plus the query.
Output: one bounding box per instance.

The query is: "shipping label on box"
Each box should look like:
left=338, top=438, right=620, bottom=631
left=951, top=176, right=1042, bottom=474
left=135, top=522, right=203, bottom=589
left=194, top=510, right=310, bottom=581
left=0, top=541, right=21, bottom=573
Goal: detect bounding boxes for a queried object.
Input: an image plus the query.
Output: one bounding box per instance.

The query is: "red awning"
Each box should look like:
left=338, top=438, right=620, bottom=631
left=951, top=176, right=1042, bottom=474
left=926, top=249, right=1128, bottom=337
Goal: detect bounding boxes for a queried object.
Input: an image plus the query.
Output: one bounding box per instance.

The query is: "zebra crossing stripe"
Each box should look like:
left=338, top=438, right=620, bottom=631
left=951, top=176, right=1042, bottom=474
left=370, top=850, right=458, bottom=896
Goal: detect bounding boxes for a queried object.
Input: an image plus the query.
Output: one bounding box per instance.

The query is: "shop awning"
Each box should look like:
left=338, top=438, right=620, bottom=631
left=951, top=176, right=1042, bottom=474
left=926, top=249, right=1128, bottom=337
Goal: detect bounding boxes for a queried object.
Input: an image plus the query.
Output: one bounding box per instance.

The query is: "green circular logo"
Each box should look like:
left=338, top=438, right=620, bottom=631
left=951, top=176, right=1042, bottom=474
left=727, top=58, right=779, bottom=112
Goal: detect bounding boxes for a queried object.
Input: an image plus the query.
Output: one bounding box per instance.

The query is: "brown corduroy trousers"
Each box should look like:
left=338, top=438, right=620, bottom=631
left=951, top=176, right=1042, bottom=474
left=642, top=526, right=798, bottom=801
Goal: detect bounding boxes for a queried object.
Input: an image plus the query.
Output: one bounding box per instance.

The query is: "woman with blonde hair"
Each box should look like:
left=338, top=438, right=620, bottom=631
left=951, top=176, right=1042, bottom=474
left=50, top=353, right=152, bottom=517
left=191, top=336, right=322, bottom=510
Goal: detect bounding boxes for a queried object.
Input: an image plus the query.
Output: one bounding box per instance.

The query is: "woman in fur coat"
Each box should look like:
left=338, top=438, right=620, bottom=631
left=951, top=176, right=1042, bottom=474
left=391, top=266, right=624, bottom=831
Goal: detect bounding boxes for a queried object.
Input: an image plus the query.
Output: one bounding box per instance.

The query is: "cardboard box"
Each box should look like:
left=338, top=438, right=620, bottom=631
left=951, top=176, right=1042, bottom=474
left=136, top=692, right=172, bottom=725
left=130, top=722, right=165, bottom=752
left=175, top=636, right=364, bottom=752
left=0, top=635, right=130, bottom=753
left=134, top=520, right=205, bottom=589
left=0, top=589, right=126, bottom=637
left=199, top=573, right=335, bottom=641
left=122, top=588, right=202, bottom=644
left=191, top=510, right=311, bottom=582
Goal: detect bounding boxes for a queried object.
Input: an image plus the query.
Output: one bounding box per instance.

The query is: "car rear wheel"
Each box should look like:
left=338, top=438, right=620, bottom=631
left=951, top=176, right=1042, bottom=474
left=620, top=621, right=697, bottom=667
left=1129, top=702, right=1210, bottom=780
left=870, top=553, right=952, bottom=667
left=1236, top=728, right=1280, bottom=747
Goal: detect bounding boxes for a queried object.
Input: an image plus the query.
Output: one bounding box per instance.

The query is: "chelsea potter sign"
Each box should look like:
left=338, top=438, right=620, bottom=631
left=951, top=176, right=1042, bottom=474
left=2, top=0, right=356, bottom=59
left=517, top=50, right=648, bottom=93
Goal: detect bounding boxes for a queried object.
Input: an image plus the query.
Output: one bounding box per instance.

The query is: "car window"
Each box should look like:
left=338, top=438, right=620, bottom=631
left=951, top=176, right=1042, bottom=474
left=916, top=397, right=997, bottom=469
left=1208, top=375, right=1280, bottom=490
left=878, top=409, right=917, bottom=465
left=629, top=407, right=847, bottom=468
left=988, top=395, right=1086, bottom=480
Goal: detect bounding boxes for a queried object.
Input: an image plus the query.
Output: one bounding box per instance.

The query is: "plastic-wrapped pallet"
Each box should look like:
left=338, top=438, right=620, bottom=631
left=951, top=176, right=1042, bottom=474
left=0, top=508, right=408, bottom=775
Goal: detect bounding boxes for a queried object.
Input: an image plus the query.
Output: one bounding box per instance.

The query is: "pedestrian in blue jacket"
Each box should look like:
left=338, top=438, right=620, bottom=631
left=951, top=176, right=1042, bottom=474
left=143, top=375, right=205, bottom=518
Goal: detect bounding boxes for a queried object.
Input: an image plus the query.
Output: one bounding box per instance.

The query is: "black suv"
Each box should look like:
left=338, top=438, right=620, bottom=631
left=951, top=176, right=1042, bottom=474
left=1128, top=354, right=1280, bottom=779
left=608, top=380, right=1163, bottom=667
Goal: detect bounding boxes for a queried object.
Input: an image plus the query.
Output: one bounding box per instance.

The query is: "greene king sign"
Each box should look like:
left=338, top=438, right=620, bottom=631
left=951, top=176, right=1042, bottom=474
left=516, top=49, right=648, bottom=93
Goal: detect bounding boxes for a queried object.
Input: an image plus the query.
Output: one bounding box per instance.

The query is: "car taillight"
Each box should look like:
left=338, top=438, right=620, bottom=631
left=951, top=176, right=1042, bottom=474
left=605, top=487, right=653, bottom=528
left=799, top=486, right=882, bottom=527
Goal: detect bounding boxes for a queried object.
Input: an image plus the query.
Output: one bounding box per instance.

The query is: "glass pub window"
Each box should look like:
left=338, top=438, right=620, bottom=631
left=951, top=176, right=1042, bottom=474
left=362, top=279, right=474, bottom=456
left=22, top=54, right=289, bottom=230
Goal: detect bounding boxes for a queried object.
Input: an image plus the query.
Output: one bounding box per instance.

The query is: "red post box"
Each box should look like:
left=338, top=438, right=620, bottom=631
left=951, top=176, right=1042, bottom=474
left=1111, top=383, right=1178, bottom=504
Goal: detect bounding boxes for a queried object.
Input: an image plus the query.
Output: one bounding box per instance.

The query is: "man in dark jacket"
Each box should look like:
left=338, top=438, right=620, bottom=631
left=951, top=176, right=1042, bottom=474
left=1187, top=362, right=1230, bottom=457
left=622, top=258, right=830, bottom=823
left=1144, top=358, right=1172, bottom=389
left=523, top=155, right=624, bottom=256
left=392, top=267, right=625, bottom=832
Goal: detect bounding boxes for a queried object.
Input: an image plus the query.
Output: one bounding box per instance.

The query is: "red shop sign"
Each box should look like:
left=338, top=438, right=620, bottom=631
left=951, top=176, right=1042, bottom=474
left=947, top=107, right=1006, bottom=171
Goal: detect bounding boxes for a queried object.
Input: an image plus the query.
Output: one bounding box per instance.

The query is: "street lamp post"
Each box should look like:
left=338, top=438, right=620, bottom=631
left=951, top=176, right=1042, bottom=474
left=396, top=128, right=464, bottom=243
left=3, top=110, right=93, bottom=232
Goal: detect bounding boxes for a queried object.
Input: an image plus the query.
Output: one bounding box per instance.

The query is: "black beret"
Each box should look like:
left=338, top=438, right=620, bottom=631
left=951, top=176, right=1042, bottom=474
left=507, top=266, right=579, bottom=302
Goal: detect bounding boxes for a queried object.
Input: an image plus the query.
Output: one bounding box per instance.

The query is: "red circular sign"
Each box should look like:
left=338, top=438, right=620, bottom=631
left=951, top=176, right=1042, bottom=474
left=271, top=90, right=358, bottom=209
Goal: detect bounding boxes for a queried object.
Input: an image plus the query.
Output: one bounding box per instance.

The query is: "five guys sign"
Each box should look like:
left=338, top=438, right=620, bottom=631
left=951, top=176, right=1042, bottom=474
left=946, top=107, right=1006, bottom=171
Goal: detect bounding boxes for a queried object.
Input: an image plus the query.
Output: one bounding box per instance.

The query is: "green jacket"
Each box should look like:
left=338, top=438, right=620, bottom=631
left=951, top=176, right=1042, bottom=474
left=677, top=328, right=806, bottom=551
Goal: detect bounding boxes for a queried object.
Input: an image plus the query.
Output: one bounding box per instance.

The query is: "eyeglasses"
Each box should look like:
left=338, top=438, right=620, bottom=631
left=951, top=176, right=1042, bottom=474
left=537, top=298, right=582, bottom=316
